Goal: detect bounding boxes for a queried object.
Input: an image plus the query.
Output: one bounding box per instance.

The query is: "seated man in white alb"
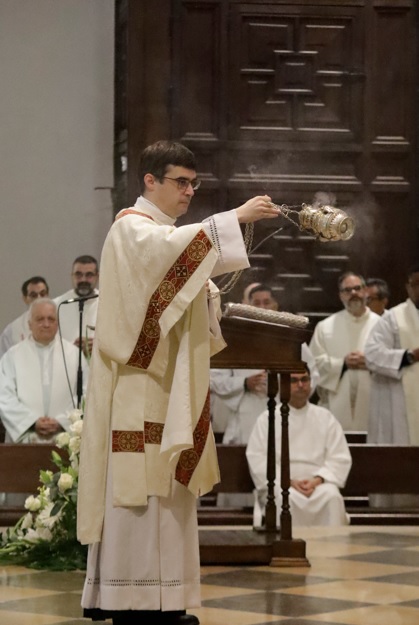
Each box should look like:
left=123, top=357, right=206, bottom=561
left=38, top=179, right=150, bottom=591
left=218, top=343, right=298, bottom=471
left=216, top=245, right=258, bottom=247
left=0, top=298, right=88, bottom=444
left=0, top=276, right=49, bottom=358
left=246, top=368, right=352, bottom=527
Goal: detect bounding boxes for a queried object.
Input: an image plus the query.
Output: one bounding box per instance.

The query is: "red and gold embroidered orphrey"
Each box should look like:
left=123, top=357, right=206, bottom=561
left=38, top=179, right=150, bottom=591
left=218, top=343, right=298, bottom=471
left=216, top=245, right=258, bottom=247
left=127, top=229, right=213, bottom=369
left=112, top=421, right=164, bottom=452
left=111, top=395, right=212, bottom=490
left=175, top=390, right=211, bottom=488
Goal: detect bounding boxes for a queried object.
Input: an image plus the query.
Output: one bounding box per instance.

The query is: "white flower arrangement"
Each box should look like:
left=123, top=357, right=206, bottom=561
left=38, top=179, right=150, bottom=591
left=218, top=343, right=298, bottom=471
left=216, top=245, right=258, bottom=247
left=0, top=408, right=87, bottom=570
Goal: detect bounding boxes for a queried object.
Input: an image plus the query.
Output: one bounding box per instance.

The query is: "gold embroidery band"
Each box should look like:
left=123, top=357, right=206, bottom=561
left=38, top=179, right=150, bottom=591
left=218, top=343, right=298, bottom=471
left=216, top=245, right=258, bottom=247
left=127, top=229, right=213, bottom=369
left=175, top=390, right=211, bottom=488
left=112, top=421, right=164, bottom=452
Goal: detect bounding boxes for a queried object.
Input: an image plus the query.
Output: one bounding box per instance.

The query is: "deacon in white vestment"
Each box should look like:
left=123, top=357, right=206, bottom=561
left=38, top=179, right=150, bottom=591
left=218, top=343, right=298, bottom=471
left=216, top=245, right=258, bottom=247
left=211, top=284, right=319, bottom=444
left=246, top=370, right=352, bottom=527
left=77, top=141, right=281, bottom=625
left=54, top=255, right=99, bottom=354
left=0, top=299, right=88, bottom=444
left=364, top=266, right=419, bottom=507
left=0, top=276, right=49, bottom=358
left=309, top=272, right=379, bottom=431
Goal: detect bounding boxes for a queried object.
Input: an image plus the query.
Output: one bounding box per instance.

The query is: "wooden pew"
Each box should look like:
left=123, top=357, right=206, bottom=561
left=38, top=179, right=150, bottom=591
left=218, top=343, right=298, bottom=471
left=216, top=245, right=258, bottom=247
left=198, top=444, right=419, bottom=526
left=0, top=444, right=67, bottom=527
left=1, top=443, right=419, bottom=528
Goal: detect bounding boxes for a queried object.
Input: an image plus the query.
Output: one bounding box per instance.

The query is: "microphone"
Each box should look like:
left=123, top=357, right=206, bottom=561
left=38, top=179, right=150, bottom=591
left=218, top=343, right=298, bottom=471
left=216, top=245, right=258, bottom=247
left=61, top=293, right=99, bottom=304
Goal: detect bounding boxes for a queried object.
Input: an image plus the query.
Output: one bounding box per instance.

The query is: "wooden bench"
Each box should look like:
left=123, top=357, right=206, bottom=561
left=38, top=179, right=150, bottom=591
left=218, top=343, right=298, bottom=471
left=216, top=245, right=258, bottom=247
left=198, top=444, right=419, bottom=526
left=0, top=444, right=67, bottom=527
left=1, top=442, right=418, bottom=528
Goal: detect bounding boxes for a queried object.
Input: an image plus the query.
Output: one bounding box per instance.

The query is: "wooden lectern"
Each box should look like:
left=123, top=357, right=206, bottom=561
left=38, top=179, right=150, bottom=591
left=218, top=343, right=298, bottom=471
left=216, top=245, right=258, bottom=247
left=209, top=314, right=312, bottom=567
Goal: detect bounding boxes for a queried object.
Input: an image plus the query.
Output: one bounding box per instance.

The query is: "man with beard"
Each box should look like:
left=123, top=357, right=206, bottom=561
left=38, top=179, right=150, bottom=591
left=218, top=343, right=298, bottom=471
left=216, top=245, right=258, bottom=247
left=54, top=255, right=99, bottom=355
left=309, top=272, right=379, bottom=431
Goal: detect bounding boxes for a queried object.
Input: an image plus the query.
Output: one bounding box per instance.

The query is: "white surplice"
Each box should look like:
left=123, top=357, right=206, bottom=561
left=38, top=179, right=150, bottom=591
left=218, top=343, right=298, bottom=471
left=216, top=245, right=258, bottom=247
left=0, top=310, right=30, bottom=359
left=0, top=335, right=87, bottom=442
left=79, top=197, right=251, bottom=613
left=309, top=308, right=379, bottom=431
left=246, top=402, right=352, bottom=527
left=365, top=300, right=419, bottom=446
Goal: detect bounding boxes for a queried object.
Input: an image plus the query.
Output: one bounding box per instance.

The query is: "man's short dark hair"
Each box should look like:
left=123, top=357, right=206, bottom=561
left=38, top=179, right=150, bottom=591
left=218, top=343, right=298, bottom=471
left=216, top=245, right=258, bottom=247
left=21, top=276, right=49, bottom=297
left=138, top=141, right=197, bottom=193
left=73, top=255, right=98, bottom=271
left=248, top=284, right=275, bottom=301
left=365, top=278, right=390, bottom=300
left=337, top=271, right=365, bottom=289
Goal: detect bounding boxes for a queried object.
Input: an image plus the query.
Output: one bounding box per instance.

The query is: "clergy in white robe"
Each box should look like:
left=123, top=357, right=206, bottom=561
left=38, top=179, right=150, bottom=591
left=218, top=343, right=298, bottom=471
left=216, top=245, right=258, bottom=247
left=364, top=268, right=419, bottom=507
left=0, top=299, right=88, bottom=444
left=365, top=301, right=419, bottom=445
left=309, top=272, right=379, bottom=431
left=0, top=311, right=30, bottom=360
left=77, top=140, right=281, bottom=625
left=246, top=370, right=352, bottom=527
left=54, top=256, right=99, bottom=351
left=0, top=276, right=49, bottom=358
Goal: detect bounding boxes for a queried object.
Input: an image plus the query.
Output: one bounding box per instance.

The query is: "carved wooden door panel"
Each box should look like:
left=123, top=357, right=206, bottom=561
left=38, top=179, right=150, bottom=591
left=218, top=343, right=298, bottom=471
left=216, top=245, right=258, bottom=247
left=116, top=0, right=417, bottom=319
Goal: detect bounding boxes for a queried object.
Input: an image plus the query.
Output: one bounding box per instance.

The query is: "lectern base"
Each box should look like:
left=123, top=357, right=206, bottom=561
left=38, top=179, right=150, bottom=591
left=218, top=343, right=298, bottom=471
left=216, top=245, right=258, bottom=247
left=270, top=538, right=311, bottom=567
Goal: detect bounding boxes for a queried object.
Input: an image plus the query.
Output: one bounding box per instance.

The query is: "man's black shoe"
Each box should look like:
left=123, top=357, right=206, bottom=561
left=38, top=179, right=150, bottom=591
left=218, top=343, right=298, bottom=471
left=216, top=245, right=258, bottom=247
left=160, top=611, right=199, bottom=624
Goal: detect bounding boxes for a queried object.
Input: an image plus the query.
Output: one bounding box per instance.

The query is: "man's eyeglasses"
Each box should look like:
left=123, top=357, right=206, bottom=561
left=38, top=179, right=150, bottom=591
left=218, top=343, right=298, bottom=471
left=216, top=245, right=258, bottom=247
left=340, top=285, right=363, bottom=294
left=290, top=375, right=311, bottom=384
left=161, top=176, right=201, bottom=192
left=73, top=272, right=97, bottom=280
left=27, top=290, right=48, bottom=299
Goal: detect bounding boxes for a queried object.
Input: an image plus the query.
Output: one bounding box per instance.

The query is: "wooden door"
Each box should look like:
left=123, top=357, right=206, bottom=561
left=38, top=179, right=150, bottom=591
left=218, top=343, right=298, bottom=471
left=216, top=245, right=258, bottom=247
left=115, top=0, right=417, bottom=320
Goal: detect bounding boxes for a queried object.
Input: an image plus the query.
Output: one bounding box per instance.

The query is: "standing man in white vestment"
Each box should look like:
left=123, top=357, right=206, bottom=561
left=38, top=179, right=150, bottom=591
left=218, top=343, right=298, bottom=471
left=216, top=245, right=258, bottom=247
left=365, top=264, right=419, bottom=506
left=309, top=272, right=379, bottom=431
left=211, top=284, right=319, bottom=444
left=54, top=255, right=99, bottom=356
left=77, top=140, right=281, bottom=625
left=0, top=299, right=87, bottom=444
left=246, top=369, right=352, bottom=527
left=0, top=276, right=49, bottom=358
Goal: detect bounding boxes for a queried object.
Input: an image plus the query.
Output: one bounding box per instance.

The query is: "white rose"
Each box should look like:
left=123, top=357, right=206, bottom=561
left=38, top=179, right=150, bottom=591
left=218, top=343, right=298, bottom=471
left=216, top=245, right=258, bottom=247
left=21, top=512, right=34, bottom=530
left=24, top=495, right=41, bottom=512
left=57, top=473, right=74, bottom=493
left=37, top=507, right=62, bottom=529
left=55, top=432, right=70, bottom=448
left=68, top=409, right=83, bottom=424
left=36, top=527, right=53, bottom=542
left=70, top=419, right=83, bottom=436
left=68, top=436, right=81, bottom=454
left=25, top=527, right=53, bottom=542
left=35, top=503, right=54, bottom=528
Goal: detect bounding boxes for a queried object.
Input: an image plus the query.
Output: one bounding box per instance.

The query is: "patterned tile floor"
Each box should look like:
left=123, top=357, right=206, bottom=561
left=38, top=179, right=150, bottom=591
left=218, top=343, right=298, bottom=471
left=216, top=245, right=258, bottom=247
left=1, top=526, right=419, bottom=624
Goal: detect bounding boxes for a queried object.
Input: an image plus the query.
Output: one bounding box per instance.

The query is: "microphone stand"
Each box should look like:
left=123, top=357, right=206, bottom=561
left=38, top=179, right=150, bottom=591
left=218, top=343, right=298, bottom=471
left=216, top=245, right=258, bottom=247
left=76, top=299, right=86, bottom=409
